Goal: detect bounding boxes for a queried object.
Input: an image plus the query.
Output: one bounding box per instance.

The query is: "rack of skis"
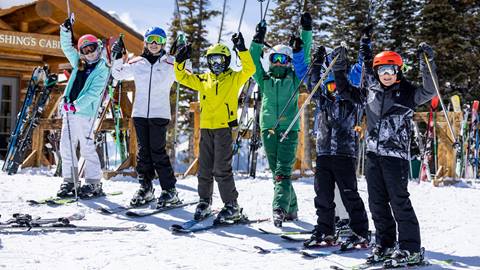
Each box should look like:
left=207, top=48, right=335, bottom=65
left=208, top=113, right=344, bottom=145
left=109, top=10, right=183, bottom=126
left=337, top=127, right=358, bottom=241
left=1, top=64, right=129, bottom=176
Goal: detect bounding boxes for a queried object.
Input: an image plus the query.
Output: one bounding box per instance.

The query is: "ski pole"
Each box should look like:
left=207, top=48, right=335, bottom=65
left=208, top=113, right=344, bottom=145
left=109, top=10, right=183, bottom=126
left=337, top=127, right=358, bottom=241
left=280, top=54, right=339, bottom=142
left=423, top=52, right=458, bottom=150
left=268, top=57, right=317, bottom=136
left=65, top=109, right=79, bottom=202
left=217, top=0, right=228, bottom=43
left=237, top=0, right=247, bottom=33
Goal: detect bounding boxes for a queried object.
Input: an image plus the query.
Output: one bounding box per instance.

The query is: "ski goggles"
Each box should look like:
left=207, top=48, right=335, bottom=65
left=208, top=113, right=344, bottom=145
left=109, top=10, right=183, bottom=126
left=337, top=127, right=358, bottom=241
left=376, top=65, right=399, bottom=76
left=145, top=35, right=167, bottom=44
left=80, top=43, right=98, bottom=55
left=269, top=53, right=290, bottom=64
left=207, top=54, right=226, bottom=65
left=326, top=81, right=336, bottom=92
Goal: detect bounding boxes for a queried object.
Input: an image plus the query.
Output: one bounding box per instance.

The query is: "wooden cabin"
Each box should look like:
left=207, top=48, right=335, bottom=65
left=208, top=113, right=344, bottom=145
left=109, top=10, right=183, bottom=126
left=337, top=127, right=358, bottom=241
left=0, top=0, right=143, bottom=159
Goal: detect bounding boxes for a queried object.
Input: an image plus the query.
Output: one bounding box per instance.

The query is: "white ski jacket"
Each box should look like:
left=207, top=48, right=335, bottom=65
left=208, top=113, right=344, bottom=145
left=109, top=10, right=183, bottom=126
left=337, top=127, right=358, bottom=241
left=112, top=54, right=175, bottom=119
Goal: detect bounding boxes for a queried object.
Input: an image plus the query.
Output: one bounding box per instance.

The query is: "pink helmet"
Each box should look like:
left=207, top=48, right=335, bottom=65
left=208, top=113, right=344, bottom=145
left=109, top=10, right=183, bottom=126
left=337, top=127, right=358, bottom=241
left=77, top=34, right=99, bottom=50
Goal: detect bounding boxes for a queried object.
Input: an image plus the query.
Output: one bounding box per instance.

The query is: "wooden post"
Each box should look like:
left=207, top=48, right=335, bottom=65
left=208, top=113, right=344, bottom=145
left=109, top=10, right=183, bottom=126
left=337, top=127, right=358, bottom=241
left=183, top=102, right=200, bottom=177
left=294, top=93, right=312, bottom=176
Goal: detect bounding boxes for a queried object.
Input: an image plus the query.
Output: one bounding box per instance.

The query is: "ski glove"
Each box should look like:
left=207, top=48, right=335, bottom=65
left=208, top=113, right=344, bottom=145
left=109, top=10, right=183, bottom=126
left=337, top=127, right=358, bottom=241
left=61, top=18, right=72, bottom=31
left=361, top=23, right=374, bottom=40
left=170, top=35, right=186, bottom=56
left=359, top=38, right=373, bottom=64
left=418, top=42, right=434, bottom=62
left=175, top=44, right=191, bottom=64
left=253, top=20, right=267, bottom=44
left=111, top=40, right=124, bottom=60
left=289, top=35, right=303, bottom=53
left=232, top=32, right=247, bottom=52
left=331, top=45, right=349, bottom=72
left=63, top=103, right=76, bottom=113
left=313, top=45, right=326, bottom=65
left=300, top=12, right=312, bottom=31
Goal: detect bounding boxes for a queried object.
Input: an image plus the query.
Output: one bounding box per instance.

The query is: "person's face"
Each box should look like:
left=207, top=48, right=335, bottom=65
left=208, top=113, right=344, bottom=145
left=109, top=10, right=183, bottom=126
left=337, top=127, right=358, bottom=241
left=147, top=42, right=164, bottom=55
left=377, top=65, right=398, bottom=87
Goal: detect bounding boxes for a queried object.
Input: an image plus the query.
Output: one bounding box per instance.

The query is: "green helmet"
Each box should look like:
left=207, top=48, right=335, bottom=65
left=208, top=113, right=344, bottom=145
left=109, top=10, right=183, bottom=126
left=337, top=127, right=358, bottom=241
left=206, top=43, right=231, bottom=57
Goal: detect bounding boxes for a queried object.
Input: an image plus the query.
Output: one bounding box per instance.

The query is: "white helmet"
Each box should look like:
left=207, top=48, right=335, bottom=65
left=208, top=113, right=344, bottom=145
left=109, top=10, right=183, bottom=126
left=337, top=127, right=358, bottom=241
left=271, top=44, right=293, bottom=59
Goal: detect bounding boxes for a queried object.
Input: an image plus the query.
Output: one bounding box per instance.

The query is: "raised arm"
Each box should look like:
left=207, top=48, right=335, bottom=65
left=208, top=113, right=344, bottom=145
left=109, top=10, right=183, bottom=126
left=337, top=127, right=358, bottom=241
left=174, top=44, right=204, bottom=92
left=414, top=42, right=437, bottom=106
left=59, top=18, right=79, bottom=68
left=249, top=21, right=268, bottom=88
left=332, top=46, right=366, bottom=105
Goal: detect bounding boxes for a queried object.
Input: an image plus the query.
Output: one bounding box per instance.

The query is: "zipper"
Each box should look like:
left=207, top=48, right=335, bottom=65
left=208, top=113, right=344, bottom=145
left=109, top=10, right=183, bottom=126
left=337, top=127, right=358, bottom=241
left=225, top=103, right=231, bottom=119
left=375, top=91, right=386, bottom=153
left=216, top=82, right=218, bottom=95
left=147, top=63, right=153, bottom=118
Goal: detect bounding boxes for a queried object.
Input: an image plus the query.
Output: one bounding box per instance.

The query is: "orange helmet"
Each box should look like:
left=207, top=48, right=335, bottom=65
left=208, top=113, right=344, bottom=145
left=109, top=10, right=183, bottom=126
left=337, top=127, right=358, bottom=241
left=373, top=51, right=403, bottom=68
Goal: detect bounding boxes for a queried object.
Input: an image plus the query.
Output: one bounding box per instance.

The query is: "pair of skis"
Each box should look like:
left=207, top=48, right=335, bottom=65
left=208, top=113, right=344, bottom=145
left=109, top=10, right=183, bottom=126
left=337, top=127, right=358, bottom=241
left=27, top=191, right=123, bottom=206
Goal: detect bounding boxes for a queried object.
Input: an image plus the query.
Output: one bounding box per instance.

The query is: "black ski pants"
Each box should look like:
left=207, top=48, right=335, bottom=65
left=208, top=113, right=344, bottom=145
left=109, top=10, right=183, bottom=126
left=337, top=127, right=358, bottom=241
left=366, top=152, right=421, bottom=252
left=133, top=117, right=176, bottom=190
left=314, top=155, right=369, bottom=238
left=198, top=128, right=238, bottom=203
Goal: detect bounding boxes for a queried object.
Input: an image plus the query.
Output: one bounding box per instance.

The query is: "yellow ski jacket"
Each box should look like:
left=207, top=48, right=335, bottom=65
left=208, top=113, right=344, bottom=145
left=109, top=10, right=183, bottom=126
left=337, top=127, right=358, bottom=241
left=174, top=50, right=255, bottom=129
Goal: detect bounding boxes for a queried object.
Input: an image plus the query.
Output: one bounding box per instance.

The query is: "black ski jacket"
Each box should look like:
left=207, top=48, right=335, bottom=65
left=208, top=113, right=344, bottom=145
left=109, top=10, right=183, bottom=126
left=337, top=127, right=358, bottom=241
left=335, top=60, right=437, bottom=160
left=310, top=63, right=360, bottom=158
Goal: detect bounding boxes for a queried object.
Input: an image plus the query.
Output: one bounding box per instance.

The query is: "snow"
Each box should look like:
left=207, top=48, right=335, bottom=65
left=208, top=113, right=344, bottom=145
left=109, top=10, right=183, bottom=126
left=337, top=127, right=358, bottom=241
left=1, top=167, right=479, bottom=270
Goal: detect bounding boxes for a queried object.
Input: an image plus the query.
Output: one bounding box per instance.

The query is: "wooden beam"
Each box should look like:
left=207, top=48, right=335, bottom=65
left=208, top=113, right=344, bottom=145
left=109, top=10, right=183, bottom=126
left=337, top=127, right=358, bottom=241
left=19, top=21, right=28, bottom=32
left=0, top=3, right=33, bottom=17
left=4, top=5, right=43, bottom=23
left=0, top=18, right=14, bottom=31
left=36, top=23, right=58, bottom=34
left=0, top=51, right=43, bottom=62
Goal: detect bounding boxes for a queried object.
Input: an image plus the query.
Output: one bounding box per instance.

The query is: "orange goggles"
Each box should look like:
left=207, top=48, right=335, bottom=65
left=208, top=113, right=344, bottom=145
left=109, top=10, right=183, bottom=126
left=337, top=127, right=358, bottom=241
left=326, top=82, right=336, bottom=92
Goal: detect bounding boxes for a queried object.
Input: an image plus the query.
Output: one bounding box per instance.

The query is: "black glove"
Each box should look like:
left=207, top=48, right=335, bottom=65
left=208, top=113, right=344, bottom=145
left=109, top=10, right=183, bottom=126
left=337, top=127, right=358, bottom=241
left=300, top=12, right=312, bottom=31
left=232, top=32, right=247, bottom=52
left=418, top=42, right=434, bottom=61
left=331, top=45, right=349, bottom=71
left=175, top=44, right=191, bottom=64
left=170, top=39, right=179, bottom=56
left=111, top=39, right=124, bottom=60
left=313, top=45, right=326, bottom=65
left=289, top=35, right=303, bottom=53
left=170, top=34, right=186, bottom=55
left=359, top=38, right=373, bottom=63
left=62, top=17, right=72, bottom=31
left=361, top=23, right=374, bottom=40
left=253, top=20, right=267, bottom=44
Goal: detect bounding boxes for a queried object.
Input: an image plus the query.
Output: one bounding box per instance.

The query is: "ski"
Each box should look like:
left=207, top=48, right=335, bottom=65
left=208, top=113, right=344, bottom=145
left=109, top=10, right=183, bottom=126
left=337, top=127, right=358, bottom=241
left=97, top=204, right=138, bottom=215
left=0, top=224, right=147, bottom=234
left=171, top=217, right=270, bottom=234
left=257, top=227, right=313, bottom=235
left=233, top=78, right=255, bottom=155
left=27, top=191, right=123, bottom=206
left=465, top=100, right=479, bottom=178
left=169, top=210, right=220, bottom=231
left=0, top=212, right=85, bottom=228
left=125, top=201, right=197, bottom=217
left=248, top=86, right=262, bottom=178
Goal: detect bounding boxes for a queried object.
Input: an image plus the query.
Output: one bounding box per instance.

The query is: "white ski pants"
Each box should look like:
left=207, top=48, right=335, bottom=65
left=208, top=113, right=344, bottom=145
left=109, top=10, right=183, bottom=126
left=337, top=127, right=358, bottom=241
left=60, top=113, right=102, bottom=182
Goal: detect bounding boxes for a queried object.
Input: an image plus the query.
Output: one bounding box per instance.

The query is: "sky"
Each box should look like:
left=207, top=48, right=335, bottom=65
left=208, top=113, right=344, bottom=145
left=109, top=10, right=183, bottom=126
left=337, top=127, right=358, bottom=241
left=89, top=0, right=271, bottom=47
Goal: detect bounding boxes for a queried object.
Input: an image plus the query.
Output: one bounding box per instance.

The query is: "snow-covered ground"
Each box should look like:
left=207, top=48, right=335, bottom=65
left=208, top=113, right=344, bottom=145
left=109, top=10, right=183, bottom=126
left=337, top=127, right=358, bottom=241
left=0, top=167, right=479, bottom=270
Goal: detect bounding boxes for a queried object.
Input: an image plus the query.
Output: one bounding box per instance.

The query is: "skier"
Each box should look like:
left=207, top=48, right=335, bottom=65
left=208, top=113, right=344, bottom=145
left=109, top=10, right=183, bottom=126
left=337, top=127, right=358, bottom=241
left=174, top=32, right=255, bottom=222
left=249, top=13, right=312, bottom=227
left=111, top=27, right=181, bottom=207
left=333, top=32, right=437, bottom=266
left=301, top=30, right=370, bottom=249
left=56, top=18, right=109, bottom=197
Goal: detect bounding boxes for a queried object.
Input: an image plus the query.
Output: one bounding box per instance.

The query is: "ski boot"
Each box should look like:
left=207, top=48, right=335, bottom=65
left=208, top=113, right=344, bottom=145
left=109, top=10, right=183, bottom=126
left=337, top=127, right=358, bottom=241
left=303, top=226, right=337, bottom=248
left=56, top=180, right=79, bottom=197
left=340, top=231, right=370, bottom=251
left=285, top=211, right=298, bottom=221
left=157, top=188, right=180, bottom=208
left=79, top=182, right=105, bottom=198
left=130, top=179, right=155, bottom=207
left=194, top=198, right=212, bottom=221
left=335, top=217, right=352, bottom=237
left=365, top=244, right=396, bottom=264
left=383, top=248, right=424, bottom=268
left=273, top=208, right=286, bottom=227
left=214, top=200, right=242, bottom=224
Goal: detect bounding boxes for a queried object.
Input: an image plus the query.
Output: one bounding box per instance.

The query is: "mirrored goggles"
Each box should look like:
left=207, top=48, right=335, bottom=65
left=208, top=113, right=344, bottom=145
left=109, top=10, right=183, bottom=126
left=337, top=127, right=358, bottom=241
left=377, top=65, right=398, bottom=76
left=326, top=81, right=336, bottom=92
left=80, top=43, right=98, bottom=55
left=145, top=35, right=166, bottom=44
left=269, top=53, right=290, bottom=64
left=207, top=54, right=226, bottom=65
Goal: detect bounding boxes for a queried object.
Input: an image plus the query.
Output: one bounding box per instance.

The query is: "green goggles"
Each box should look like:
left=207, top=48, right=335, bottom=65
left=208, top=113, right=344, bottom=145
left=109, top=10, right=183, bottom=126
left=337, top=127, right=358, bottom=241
left=145, top=35, right=166, bottom=44
left=269, top=53, right=290, bottom=64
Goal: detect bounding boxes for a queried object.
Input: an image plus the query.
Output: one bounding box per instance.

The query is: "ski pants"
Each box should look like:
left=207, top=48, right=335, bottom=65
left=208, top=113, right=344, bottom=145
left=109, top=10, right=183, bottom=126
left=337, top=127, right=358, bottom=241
left=133, top=117, right=176, bottom=190
left=314, top=155, right=369, bottom=237
left=60, top=113, right=101, bottom=183
left=198, top=128, right=238, bottom=203
left=261, top=130, right=298, bottom=215
left=366, top=152, right=421, bottom=252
